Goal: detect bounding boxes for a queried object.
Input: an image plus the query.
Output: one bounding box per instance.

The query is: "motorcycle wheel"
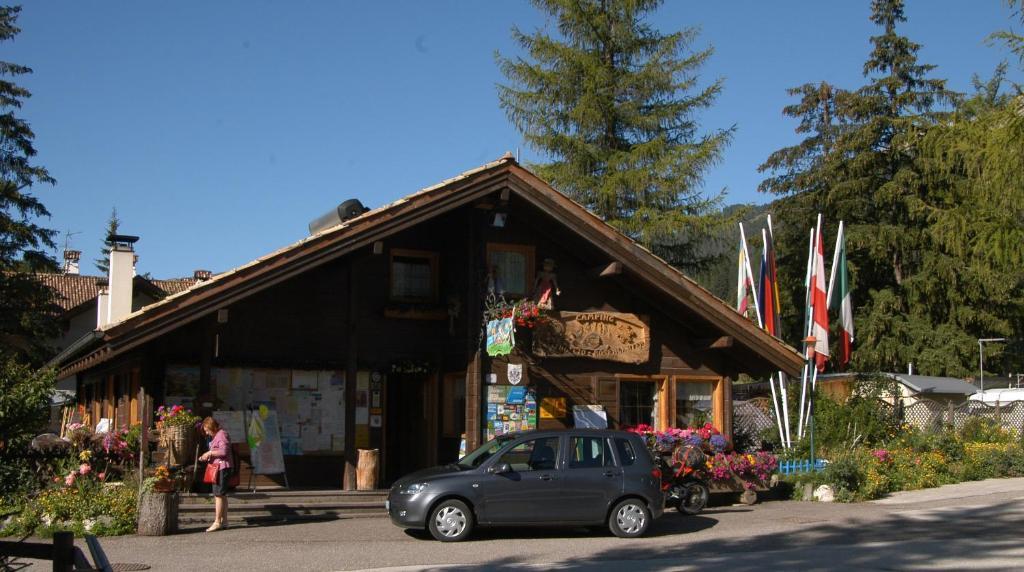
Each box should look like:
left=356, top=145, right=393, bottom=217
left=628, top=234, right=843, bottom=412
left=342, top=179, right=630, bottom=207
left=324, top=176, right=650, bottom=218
left=677, top=482, right=709, bottom=515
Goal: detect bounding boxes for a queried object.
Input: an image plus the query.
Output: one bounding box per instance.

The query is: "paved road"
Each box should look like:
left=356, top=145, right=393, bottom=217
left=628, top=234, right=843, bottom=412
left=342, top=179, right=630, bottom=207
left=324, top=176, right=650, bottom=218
left=6, top=477, right=1024, bottom=571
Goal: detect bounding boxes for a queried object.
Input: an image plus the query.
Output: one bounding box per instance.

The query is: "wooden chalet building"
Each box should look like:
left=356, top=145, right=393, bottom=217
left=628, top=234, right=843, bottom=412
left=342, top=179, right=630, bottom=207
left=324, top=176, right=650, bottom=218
left=55, top=155, right=803, bottom=488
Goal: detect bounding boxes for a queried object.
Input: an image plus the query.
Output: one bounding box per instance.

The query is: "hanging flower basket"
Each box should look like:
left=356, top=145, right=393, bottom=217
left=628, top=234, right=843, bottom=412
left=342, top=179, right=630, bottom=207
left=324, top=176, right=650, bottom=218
left=158, top=424, right=195, bottom=467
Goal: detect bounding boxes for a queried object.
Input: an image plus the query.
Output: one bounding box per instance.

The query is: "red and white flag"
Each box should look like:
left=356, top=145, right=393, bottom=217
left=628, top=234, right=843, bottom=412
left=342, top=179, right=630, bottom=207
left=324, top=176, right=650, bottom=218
left=810, top=216, right=830, bottom=372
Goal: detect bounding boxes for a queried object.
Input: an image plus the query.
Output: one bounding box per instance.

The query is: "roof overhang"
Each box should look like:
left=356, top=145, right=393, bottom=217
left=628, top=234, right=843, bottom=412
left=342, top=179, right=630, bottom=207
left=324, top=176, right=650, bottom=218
left=56, top=157, right=804, bottom=378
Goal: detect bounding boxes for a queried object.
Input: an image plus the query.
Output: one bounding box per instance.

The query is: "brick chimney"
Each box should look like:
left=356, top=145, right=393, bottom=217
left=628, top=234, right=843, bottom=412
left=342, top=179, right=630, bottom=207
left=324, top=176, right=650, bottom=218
left=62, top=249, right=81, bottom=275
left=193, top=269, right=212, bottom=281
left=106, top=234, right=139, bottom=326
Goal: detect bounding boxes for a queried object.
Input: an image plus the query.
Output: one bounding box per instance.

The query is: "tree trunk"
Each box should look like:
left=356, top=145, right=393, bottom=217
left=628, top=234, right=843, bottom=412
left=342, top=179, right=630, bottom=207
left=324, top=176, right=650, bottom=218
left=137, top=491, right=179, bottom=536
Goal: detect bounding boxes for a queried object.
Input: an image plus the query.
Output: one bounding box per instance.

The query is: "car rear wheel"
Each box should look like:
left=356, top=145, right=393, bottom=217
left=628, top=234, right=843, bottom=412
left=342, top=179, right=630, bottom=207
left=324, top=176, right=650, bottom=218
left=427, top=499, right=474, bottom=542
left=608, top=499, right=651, bottom=538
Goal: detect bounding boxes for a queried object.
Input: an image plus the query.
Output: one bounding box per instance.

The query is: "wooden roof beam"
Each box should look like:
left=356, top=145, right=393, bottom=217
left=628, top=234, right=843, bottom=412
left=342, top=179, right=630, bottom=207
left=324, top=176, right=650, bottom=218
left=589, top=261, right=623, bottom=278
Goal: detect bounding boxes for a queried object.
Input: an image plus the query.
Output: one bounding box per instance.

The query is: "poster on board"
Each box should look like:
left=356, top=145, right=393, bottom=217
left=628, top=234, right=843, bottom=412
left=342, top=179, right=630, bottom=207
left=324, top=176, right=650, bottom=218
left=247, top=405, right=286, bottom=476
left=212, top=410, right=246, bottom=443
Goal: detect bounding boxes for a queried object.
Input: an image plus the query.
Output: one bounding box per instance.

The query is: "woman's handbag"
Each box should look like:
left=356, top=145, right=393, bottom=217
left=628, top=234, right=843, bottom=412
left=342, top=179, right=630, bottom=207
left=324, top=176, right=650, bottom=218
left=203, top=462, right=219, bottom=485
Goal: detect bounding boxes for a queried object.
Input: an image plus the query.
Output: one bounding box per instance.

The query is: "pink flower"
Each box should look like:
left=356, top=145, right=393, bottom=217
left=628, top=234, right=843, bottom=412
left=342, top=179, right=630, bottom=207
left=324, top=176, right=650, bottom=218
left=79, top=463, right=92, bottom=475
left=65, top=473, right=76, bottom=486
left=98, top=472, right=106, bottom=481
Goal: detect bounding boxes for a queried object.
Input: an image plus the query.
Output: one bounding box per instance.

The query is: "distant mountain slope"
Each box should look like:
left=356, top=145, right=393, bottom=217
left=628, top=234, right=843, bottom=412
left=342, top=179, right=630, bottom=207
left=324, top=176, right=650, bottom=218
left=691, top=203, right=772, bottom=301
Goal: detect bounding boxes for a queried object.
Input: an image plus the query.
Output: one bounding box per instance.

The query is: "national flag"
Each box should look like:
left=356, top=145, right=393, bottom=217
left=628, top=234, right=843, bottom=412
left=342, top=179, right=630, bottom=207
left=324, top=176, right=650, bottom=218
left=736, top=224, right=759, bottom=323
left=810, top=217, right=830, bottom=371
left=736, top=240, right=750, bottom=315
left=759, top=227, right=782, bottom=337
left=828, top=224, right=854, bottom=368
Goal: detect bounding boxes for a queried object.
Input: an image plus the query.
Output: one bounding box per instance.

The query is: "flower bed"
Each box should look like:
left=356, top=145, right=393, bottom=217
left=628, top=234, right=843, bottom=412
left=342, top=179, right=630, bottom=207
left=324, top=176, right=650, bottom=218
left=781, top=421, right=1024, bottom=502
left=1, top=423, right=140, bottom=537
left=626, top=424, right=778, bottom=491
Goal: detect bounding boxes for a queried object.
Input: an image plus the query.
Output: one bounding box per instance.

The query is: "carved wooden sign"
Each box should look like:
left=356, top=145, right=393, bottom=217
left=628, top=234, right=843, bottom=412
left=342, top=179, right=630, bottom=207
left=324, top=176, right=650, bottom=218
left=532, top=311, right=650, bottom=364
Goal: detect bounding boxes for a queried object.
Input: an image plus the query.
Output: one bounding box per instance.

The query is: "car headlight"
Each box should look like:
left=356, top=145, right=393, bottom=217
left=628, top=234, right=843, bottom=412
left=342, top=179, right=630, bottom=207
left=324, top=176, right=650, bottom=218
left=400, top=482, right=429, bottom=495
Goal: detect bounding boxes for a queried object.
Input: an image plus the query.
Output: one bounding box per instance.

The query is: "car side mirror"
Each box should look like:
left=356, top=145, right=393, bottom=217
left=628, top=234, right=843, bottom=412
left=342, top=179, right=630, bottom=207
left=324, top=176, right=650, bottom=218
left=488, top=462, right=512, bottom=474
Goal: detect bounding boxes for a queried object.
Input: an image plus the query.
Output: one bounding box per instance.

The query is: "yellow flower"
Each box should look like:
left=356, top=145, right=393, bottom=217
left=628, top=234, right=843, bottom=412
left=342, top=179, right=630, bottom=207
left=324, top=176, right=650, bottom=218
left=79, top=450, right=92, bottom=461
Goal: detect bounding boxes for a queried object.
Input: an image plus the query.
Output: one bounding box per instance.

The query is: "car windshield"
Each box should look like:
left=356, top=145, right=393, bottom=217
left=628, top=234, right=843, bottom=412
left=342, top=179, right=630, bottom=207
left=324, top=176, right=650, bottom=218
left=456, top=435, right=515, bottom=469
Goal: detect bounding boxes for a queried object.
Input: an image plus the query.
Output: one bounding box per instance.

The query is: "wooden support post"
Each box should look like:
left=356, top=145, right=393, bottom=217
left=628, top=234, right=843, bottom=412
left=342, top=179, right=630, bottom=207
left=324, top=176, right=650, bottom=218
left=343, top=259, right=359, bottom=490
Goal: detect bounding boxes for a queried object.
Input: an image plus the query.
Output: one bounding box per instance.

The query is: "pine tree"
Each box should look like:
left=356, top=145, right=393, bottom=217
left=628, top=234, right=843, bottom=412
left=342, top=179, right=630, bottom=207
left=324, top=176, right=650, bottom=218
left=94, top=207, right=120, bottom=275
left=759, top=0, right=964, bottom=374
left=0, top=6, right=59, bottom=365
left=497, top=0, right=734, bottom=271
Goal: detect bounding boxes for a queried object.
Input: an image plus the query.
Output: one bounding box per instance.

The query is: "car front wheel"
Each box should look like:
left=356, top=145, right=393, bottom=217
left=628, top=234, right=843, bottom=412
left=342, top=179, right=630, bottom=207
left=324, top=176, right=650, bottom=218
left=608, top=499, right=651, bottom=538
left=427, top=499, right=474, bottom=542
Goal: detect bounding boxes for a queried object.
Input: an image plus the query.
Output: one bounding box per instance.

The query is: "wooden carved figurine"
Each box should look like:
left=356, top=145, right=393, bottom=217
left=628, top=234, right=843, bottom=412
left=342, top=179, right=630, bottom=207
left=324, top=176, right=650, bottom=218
left=533, top=258, right=561, bottom=310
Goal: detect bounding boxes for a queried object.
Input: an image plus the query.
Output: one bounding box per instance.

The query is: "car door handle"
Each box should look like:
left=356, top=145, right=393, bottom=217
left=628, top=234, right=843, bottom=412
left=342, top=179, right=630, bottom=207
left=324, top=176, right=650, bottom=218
left=603, top=471, right=620, bottom=477
left=539, top=474, right=555, bottom=481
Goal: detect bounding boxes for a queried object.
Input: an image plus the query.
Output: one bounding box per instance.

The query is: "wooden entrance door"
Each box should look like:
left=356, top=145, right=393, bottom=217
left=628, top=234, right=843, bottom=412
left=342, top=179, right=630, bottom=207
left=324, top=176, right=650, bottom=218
left=384, top=372, right=436, bottom=483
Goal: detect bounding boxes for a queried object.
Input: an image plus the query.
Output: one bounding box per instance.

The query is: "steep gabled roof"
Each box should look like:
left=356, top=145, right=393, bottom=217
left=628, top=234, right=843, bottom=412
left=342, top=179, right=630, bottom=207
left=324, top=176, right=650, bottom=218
left=56, top=156, right=804, bottom=377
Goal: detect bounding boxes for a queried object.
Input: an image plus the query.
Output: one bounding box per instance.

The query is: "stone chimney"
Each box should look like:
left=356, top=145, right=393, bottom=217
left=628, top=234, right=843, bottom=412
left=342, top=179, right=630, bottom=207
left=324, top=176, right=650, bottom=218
left=96, top=278, right=110, bottom=329
left=106, top=234, right=139, bottom=326
left=62, top=249, right=81, bottom=275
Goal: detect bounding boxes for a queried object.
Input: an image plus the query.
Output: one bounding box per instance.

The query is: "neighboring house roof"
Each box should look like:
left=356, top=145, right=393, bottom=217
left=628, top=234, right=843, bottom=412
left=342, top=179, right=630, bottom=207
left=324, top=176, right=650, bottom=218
left=36, top=273, right=200, bottom=316
left=817, top=372, right=979, bottom=396
left=54, top=156, right=805, bottom=378
left=149, top=278, right=199, bottom=296
left=34, top=273, right=104, bottom=313
left=888, top=373, right=978, bottom=395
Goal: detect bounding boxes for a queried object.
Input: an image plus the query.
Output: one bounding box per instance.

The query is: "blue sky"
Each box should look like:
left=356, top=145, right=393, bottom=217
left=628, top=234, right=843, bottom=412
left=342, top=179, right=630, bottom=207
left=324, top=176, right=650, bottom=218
left=10, top=1, right=1022, bottom=278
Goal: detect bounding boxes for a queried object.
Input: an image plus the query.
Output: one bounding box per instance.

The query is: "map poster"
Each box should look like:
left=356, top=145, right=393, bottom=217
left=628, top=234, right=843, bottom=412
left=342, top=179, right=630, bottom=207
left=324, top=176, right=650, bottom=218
left=248, top=406, right=286, bottom=476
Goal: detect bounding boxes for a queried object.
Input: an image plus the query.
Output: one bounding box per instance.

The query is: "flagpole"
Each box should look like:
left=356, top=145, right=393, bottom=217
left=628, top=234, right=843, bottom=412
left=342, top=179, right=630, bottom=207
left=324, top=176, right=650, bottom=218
left=760, top=229, right=787, bottom=448
left=767, top=215, right=792, bottom=448
left=739, top=223, right=762, bottom=328
left=797, top=227, right=815, bottom=439
left=803, top=213, right=827, bottom=435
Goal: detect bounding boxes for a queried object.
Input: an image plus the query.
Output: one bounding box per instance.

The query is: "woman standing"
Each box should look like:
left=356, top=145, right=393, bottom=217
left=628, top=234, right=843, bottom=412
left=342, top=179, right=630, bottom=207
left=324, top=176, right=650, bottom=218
left=199, top=417, right=232, bottom=531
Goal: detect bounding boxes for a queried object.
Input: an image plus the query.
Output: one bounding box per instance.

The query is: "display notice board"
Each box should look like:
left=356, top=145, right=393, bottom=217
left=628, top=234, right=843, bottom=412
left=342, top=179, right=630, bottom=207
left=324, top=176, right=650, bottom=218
left=212, top=410, right=246, bottom=444
left=247, top=406, right=286, bottom=476
left=485, top=385, right=537, bottom=441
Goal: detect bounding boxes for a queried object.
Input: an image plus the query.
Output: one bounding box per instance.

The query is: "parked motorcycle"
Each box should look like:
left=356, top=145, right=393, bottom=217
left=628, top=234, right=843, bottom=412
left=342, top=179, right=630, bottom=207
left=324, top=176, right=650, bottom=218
left=660, top=445, right=710, bottom=515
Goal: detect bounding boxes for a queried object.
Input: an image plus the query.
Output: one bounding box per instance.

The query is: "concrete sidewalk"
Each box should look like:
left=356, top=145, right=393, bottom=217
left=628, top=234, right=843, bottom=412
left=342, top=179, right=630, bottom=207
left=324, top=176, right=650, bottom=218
left=870, top=476, right=1024, bottom=505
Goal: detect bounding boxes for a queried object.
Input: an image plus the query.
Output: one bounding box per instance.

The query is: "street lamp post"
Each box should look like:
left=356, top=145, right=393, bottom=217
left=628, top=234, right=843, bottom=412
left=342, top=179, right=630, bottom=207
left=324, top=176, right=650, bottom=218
left=978, top=338, right=1006, bottom=394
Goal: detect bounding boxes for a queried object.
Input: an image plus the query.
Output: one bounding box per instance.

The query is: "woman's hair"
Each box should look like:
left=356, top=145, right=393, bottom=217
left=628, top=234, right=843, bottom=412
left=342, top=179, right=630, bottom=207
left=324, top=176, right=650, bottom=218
left=202, top=416, right=220, bottom=433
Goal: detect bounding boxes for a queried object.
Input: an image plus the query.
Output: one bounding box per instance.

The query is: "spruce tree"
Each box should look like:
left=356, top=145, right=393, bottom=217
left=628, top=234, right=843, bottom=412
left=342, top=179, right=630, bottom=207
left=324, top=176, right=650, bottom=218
left=94, top=207, right=120, bottom=275
left=759, top=0, right=964, bottom=374
left=497, top=0, right=734, bottom=271
left=0, top=6, right=59, bottom=365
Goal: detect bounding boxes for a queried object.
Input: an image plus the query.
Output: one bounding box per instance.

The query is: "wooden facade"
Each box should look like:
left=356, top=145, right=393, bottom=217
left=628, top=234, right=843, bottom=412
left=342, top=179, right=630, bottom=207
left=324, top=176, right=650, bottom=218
left=60, top=157, right=802, bottom=488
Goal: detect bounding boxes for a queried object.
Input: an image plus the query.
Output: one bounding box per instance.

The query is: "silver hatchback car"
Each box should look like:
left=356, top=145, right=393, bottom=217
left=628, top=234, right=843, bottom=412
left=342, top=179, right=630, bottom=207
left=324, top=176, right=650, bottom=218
left=387, top=429, right=665, bottom=541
